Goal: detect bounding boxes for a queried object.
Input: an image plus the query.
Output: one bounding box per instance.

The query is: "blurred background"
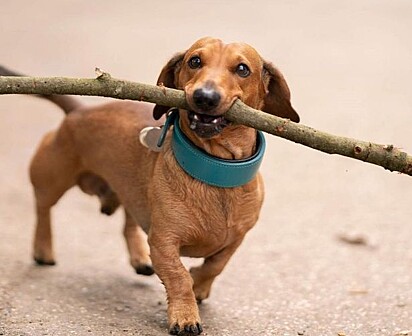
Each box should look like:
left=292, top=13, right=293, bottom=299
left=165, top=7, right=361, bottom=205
left=1, top=1, right=411, bottom=335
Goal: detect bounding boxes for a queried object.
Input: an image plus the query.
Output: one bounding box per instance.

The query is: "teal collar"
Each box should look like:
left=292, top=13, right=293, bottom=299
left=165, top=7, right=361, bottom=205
left=158, top=110, right=266, bottom=188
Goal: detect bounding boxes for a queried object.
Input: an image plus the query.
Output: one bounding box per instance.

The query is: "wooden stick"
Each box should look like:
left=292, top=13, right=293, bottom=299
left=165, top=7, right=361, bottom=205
left=0, top=72, right=411, bottom=176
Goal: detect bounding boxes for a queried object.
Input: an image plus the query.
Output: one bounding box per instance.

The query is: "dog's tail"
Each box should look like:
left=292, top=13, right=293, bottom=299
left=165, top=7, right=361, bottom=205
left=0, top=65, right=82, bottom=114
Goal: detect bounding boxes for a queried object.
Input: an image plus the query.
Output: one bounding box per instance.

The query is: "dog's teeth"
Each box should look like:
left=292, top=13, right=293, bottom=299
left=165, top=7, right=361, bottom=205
left=211, top=118, right=219, bottom=124
left=190, top=121, right=197, bottom=130
left=193, top=114, right=200, bottom=121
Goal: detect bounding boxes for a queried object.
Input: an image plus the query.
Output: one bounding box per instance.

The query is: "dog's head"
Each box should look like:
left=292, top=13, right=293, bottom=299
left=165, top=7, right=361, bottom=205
left=153, top=37, right=299, bottom=139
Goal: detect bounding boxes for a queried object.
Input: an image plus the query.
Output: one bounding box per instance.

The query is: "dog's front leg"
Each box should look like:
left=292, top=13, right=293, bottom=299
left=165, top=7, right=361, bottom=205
left=190, top=238, right=243, bottom=303
left=149, top=232, right=202, bottom=335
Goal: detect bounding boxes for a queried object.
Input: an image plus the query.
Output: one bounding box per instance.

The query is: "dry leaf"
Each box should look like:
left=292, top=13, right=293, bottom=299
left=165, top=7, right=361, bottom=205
left=396, top=331, right=412, bottom=336
left=337, top=232, right=368, bottom=246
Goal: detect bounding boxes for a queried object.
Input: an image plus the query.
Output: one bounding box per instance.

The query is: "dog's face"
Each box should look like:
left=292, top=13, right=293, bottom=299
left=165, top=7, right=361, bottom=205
left=154, top=37, right=299, bottom=139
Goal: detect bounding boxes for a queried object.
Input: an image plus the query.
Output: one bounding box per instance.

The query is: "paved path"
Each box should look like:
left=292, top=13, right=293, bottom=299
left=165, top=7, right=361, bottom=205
left=1, top=1, right=411, bottom=335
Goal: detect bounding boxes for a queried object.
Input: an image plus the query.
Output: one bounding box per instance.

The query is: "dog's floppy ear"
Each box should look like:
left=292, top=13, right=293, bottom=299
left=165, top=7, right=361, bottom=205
left=261, top=61, right=300, bottom=123
left=153, top=51, right=186, bottom=120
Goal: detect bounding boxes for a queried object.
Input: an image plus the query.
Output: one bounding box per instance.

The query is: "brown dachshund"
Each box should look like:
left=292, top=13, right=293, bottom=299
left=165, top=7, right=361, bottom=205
left=1, top=37, right=299, bottom=335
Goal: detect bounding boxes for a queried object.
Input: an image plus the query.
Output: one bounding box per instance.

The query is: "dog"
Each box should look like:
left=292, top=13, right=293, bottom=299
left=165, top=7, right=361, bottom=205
left=1, top=37, right=299, bottom=335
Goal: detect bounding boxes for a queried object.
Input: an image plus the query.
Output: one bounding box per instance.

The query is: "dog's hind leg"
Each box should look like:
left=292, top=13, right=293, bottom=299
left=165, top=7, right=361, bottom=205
left=123, top=210, right=154, bottom=276
left=30, top=129, right=79, bottom=265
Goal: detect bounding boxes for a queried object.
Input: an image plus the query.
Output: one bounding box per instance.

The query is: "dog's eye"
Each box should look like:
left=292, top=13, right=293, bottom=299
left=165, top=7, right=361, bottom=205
left=188, top=56, right=202, bottom=69
left=236, top=63, right=250, bottom=78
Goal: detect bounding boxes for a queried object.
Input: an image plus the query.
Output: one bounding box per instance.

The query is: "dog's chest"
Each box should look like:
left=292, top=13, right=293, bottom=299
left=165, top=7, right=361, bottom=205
left=152, top=150, right=263, bottom=258
left=177, top=185, right=261, bottom=257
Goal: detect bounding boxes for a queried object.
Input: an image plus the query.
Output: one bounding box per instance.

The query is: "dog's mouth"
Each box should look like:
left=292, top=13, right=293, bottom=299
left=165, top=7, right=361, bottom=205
left=187, top=111, right=230, bottom=138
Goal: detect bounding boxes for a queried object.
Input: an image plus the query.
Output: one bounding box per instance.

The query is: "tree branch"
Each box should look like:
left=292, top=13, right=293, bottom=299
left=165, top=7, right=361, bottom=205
left=0, top=73, right=411, bottom=176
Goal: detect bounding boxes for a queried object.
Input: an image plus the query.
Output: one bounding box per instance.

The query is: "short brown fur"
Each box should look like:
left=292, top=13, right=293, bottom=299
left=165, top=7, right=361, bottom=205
left=24, top=37, right=299, bottom=335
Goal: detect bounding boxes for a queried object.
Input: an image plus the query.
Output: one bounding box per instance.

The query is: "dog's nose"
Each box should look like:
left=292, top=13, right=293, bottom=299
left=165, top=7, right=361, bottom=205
left=193, top=87, right=221, bottom=111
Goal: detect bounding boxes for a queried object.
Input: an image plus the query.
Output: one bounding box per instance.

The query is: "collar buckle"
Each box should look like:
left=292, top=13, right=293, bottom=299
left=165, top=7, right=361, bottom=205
left=156, top=108, right=179, bottom=149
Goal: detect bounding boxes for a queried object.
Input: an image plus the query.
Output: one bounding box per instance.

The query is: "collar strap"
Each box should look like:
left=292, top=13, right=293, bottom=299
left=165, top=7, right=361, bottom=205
left=169, top=111, right=266, bottom=188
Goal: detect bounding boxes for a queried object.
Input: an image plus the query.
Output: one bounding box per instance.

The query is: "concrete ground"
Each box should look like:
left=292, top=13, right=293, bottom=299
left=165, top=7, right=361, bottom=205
left=0, top=1, right=411, bottom=335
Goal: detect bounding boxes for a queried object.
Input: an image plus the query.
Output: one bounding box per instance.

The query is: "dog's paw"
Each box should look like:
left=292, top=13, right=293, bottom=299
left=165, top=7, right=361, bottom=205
left=100, top=203, right=119, bottom=216
left=33, top=248, right=56, bottom=266
left=135, top=263, right=155, bottom=276
left=168, top=305, right=202, bottom=335
left=190, top=267, right=212, bottom=303
left=34, top=256, right=56, bottom=266
left=192, top=281, right=212, bottom=303
left=100, top=205, right=115, bottom=216
left=169, top=322, right=203, bottom=335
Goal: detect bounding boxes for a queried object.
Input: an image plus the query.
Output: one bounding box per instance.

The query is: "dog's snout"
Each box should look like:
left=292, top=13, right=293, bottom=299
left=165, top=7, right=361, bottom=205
left=193, top=87, right=221, bottom=111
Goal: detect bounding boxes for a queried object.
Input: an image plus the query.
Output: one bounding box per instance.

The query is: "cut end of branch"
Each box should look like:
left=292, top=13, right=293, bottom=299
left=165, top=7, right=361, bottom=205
left=354, top=146, right=363, bottom=154
left=402, top=164, right=412, bottom=175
